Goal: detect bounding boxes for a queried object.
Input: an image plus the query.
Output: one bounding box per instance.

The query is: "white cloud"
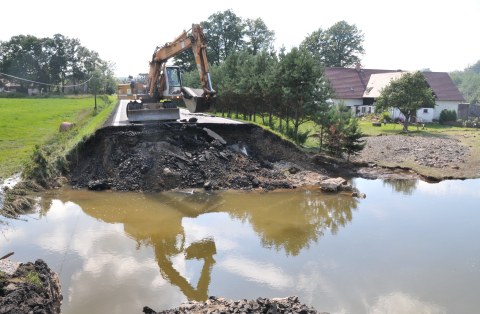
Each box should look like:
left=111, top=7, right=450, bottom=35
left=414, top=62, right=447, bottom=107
left=364, top=292, right=447, bottom=314
left=219, top=256, right=294, bottom=289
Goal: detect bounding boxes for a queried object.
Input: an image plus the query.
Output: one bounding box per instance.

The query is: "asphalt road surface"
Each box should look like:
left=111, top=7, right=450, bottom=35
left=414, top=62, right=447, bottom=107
left=106, top=100, right=245, bottom=126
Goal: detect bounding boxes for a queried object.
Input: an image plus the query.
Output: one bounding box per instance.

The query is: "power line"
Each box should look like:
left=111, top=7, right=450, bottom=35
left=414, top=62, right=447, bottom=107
left=0, top=72, right=93, bottom=87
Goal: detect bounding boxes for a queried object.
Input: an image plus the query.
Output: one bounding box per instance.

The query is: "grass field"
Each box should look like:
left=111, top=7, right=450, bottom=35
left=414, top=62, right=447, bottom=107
left=0, top=95, right=116, bottom=180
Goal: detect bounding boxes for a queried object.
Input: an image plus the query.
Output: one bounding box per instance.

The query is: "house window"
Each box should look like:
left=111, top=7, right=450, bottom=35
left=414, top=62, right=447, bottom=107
left=368, top=107, right=372, bottom=113
left=423, top=109, right=428, bottom=113
left=361, top=107, right=366, bottom=113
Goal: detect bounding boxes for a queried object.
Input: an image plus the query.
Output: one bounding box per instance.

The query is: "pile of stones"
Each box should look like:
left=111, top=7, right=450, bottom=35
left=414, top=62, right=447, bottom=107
left=143, top=296, right=329, bottom=314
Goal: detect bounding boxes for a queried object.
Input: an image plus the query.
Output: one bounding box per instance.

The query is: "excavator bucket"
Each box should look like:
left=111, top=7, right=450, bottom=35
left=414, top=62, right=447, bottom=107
left=126, top=101, right=180, bottom=122
left=181, top=87, right=216, bottom=113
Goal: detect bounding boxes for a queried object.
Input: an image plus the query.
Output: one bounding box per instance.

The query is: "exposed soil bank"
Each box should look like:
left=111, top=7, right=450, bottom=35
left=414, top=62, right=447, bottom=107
left=0, top=259, right=62, bottom=314
left=143, top=296, right=329, bottom=314
left=69, top=124, right=336, bottom=192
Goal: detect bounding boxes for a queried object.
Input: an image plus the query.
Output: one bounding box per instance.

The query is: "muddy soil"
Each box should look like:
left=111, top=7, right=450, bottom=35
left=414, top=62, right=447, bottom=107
left=0, top=259, right=63, bottom=314
left=143, top=295, right=329, bottom=314
left=70, top=124, right=333, bottom=192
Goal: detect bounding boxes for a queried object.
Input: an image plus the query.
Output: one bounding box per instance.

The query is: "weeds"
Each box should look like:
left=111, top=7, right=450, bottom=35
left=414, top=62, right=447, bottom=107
left=23, top=271, right=42, bottom=287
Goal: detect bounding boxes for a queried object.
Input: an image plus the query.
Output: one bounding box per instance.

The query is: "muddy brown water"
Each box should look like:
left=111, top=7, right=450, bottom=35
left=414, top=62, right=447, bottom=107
left=1, top=178, right=480, bottom=314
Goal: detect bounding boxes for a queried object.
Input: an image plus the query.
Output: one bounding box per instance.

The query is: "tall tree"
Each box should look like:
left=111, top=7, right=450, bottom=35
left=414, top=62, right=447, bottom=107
left=244, top=18, right=275, bottom=55
left=374, top=72, right=436, bottom=130
left=279, top=47, right=335, bottom=141
left=0, top=35, right=47, bottom=88
left=201, top=9, right=245, bottom=65
left=301, top=21, right=365, bottom=67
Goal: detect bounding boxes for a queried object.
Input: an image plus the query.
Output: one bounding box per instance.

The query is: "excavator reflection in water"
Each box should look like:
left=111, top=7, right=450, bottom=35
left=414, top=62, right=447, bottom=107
left=71, top=189, right=359, bottom=300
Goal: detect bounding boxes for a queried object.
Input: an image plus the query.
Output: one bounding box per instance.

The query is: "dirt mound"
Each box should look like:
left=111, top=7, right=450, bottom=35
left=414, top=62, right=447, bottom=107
left=0, top=259, right=63, bottom=314
left=69, top=124, right=330, bottom=192
left=143, top=295, right=329, bottom=314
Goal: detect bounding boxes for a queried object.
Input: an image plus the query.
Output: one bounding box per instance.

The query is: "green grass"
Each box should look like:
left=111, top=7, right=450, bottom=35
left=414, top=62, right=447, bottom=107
left=358, top=121, right=464, bottom=136
left=0, top=95, right=116, bottom=180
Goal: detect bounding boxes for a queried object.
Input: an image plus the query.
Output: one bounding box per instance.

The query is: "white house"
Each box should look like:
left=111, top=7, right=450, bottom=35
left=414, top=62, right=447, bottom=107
left=325, top=65, right=465, bottom=122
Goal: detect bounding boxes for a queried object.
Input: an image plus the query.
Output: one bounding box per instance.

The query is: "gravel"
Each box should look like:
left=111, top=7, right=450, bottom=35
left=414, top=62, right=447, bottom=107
left=353, top=135, right=471, bottom=168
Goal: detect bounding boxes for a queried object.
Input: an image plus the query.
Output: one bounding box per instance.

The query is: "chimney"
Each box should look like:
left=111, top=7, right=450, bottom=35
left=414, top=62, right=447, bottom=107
left=355, top=63, right=361, bottom=72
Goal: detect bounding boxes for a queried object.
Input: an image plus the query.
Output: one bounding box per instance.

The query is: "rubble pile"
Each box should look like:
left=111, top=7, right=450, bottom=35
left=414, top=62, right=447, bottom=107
left=143, top=296, right=329, bottom=314
left=70, top=124, right=329, bottom=192
left=0, top=259, right=63, bottom=314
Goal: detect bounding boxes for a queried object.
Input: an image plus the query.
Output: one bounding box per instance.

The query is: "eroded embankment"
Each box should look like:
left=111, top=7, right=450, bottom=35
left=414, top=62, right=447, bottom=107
left=69, top=123, right=333, bottom=192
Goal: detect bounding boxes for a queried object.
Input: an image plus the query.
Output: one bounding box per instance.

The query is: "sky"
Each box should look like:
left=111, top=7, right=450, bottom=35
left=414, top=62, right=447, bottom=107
left=2, top=0, right=479, bottom=77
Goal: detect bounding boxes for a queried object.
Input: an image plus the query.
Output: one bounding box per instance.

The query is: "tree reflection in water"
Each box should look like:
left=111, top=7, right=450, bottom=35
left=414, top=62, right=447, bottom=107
left=383, top=179, right=418, bottom=196
left=67, top=189, right=359, bottom=300
left=225, top=191, right=359, bottom=256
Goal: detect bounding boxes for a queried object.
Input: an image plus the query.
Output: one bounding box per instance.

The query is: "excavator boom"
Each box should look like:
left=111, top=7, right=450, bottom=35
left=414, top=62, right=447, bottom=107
left=126, top=24, right=216, bottom=122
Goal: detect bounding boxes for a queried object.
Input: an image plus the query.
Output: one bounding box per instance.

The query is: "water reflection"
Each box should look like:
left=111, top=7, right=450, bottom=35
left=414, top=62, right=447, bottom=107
left=382, top=179, right=418, bottom=195
left=66, top=189, right=358, bottom=300
left=225, top=192, right=358, bottom=256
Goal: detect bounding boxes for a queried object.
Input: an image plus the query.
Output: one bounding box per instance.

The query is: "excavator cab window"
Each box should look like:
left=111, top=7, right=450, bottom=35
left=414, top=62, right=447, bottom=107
left=166, top=68, right=181, bottom=87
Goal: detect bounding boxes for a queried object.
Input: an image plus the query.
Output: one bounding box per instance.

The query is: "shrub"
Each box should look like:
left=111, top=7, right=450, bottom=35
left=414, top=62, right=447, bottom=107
left=0, top=92, right=28, bottom=98
left=440, top=109, right=457, bottom=122
left=457, top=119, right=463, bottom=123
left=381, top=111, right=391, bottom=122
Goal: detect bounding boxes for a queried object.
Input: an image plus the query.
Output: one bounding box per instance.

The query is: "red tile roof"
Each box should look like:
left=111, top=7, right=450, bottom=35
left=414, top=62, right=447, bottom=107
left=325, top=67, right=465, bottom=102
left=422, top=72, right=465, bottom=102
left=325, top=67, right=396, bottom=99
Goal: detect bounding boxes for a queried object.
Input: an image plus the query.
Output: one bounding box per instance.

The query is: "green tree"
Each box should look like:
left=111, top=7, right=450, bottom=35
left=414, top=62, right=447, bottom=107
left=279, top=47, right=335, bottom=141
left=374, top=72, right=435, bottom=131
left=450, top=59, right=480, bottom=105
left=301, top=21, right=365, bottom=67
left=0, top=35, right=47, bottom=90
left=201, top=9, right=245, bottom=65
left=244, top=18, right=275, bottom=55
left=343, top=113, right=366, bottom=161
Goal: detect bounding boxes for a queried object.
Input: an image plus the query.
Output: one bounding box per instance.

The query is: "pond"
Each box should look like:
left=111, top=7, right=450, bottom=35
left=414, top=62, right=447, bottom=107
left=0, top=178, right=479, bottom=314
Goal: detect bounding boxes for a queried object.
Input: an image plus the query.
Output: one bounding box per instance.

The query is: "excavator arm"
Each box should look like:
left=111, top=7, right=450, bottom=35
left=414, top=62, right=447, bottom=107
left=145, top=24, right=215, bottom=111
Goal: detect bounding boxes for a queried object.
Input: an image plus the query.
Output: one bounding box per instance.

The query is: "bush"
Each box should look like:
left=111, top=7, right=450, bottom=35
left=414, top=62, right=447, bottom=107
left=457, top=119, right=463, bottom=123
left=0, top=92, right=28, bottom=98
left=381, top=111, right=391, bottom=122
left=440, top=109, right=457, bottom=122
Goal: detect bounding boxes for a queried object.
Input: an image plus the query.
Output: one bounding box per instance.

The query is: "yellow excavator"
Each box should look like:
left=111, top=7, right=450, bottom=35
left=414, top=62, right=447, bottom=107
left=127, top=24, right=216, bottom=122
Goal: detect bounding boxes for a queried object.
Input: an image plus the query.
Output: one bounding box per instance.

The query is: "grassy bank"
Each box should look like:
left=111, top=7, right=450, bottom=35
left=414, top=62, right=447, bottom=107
left=0, top=95, right=116, bottom=181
